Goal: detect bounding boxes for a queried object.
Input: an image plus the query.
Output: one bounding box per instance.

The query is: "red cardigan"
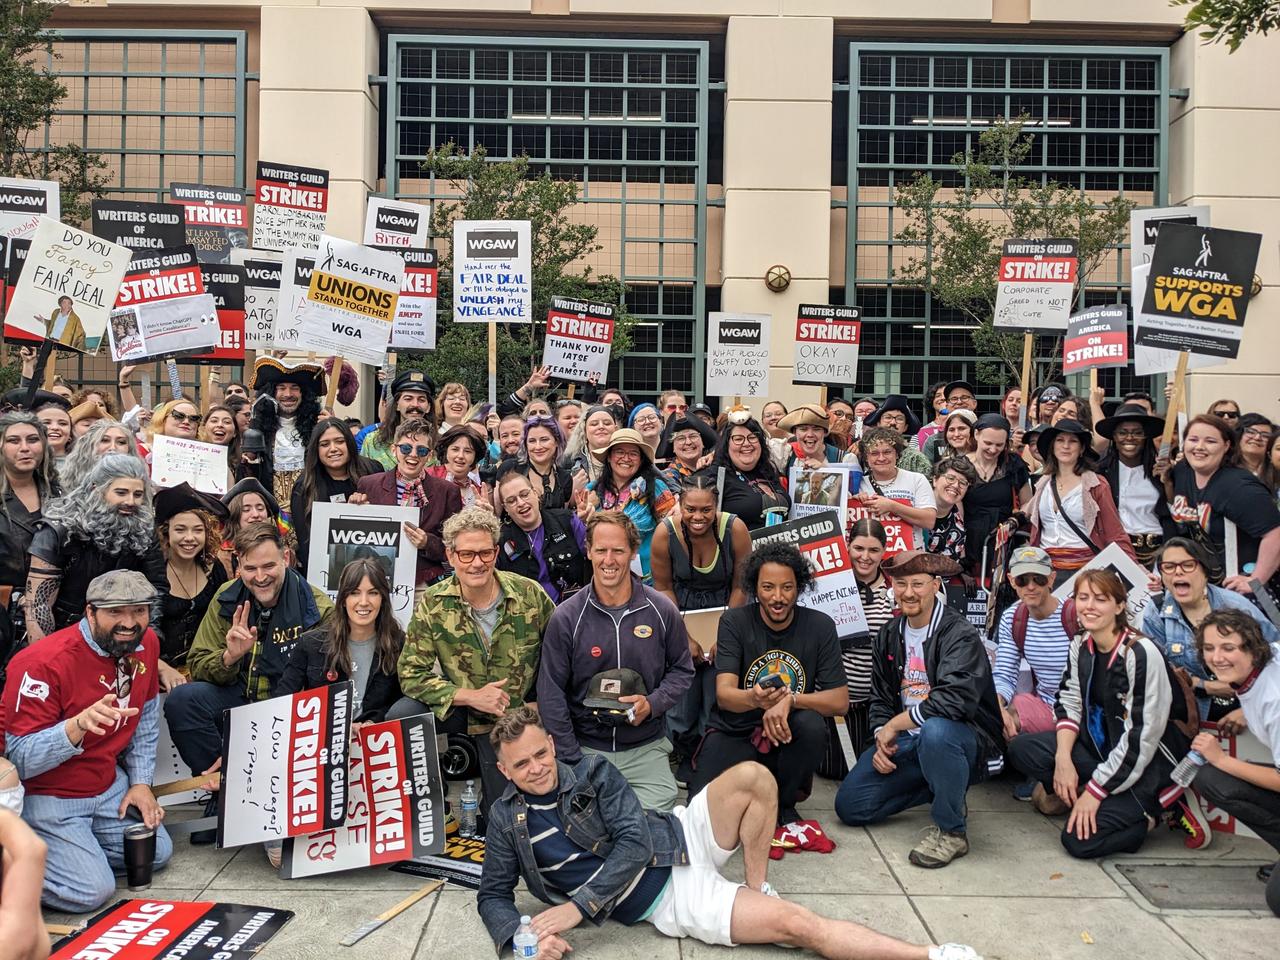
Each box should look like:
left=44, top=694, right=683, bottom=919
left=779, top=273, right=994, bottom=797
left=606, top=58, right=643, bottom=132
left=355, top=471, right=463, bottom=585
left=1026, top=472, right=1138, bottom=562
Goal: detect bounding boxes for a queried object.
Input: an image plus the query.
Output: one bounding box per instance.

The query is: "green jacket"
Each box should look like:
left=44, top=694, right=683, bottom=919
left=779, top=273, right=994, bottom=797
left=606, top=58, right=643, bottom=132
left=401, top=569, right=555, bottom=733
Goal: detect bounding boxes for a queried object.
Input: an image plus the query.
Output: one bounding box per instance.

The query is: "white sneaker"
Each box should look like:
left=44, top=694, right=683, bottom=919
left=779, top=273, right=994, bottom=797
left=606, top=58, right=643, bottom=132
left=930, top=945, right=981, bottom=960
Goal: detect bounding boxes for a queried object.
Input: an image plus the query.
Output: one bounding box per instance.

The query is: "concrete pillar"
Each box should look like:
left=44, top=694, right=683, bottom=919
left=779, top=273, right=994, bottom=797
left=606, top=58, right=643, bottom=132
left=719, top=15, right=834, bottom=411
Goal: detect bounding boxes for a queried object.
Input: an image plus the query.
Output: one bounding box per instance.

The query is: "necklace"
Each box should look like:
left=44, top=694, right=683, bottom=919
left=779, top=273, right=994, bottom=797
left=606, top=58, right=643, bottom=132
left=167, top=560, right=205, bottom=599
left=971, top=457, right=996, bottom=483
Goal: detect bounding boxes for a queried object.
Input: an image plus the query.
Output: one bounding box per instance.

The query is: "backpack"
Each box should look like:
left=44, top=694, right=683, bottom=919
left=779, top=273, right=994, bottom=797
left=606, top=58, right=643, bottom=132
left=1011, top=598, right=1079, bottom=688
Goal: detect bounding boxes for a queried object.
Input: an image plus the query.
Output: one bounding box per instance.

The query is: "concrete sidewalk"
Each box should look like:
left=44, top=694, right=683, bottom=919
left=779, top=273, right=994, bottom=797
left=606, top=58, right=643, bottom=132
left=45, top=776, right=1278, bottom=959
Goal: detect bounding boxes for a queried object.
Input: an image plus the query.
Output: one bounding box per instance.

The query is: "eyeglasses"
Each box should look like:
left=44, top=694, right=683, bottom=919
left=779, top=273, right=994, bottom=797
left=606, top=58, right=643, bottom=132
left=866, top=447, right=897, bottom=459
left=169, top=411, right=202, bottom=425
left=1158, top=559, right=1200, bottom=575
left=939, top=474, right=970, bottom=490
left=453, top=548, right=498, bottom=564
left=673, top=432, right=701, bottom=445
left=1243, top=427, right=1272, bottom=440
left=729, top=434, right=759, bottom=447
left=611, top=448, right=642, bottom=460
left=397, top=443, right=431, bottom=458
left=633, top=415, right=661, bottom=428
left=1113, top=429, right=1147, bottom=441
left=829, top=409, right=853, bottom=420
left=1014, top=573, right=1049, bottom=588
left=1040, top=389, right=1064, bottom=403
left=948, top=394, right=976, bottom=405
left=502, top=489, right=534, bottom=507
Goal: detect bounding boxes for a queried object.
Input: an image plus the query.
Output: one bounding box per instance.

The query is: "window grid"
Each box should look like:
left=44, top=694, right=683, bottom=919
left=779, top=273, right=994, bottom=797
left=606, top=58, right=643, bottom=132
left=388, top=36, right=710, bottom=397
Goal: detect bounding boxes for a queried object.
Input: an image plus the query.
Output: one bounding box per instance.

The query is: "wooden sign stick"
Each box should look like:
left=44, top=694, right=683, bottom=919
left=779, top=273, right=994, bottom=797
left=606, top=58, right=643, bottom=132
left=819, top=385, right=829, bottom=407
left=339, top=880, right=444, bottom=946
left=1159, top=350, right=1190, bottom=458
left=153, top=772, right=222, bottom=798
left=1018, top=332, right=1034, bottom=431
left=200, top=367, right=213, bottom=415
left=487, top=320, right=498, bottom=406
left=566, top=382, right=576, bottom=400
left=325, top=357, right=343, bottom=409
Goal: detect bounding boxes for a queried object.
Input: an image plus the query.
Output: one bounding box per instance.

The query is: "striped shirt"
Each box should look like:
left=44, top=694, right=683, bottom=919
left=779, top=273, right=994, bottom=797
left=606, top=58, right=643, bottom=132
left=993, top=601, right=1073, bottom=706
left=843, top=578, right=895, bottom=703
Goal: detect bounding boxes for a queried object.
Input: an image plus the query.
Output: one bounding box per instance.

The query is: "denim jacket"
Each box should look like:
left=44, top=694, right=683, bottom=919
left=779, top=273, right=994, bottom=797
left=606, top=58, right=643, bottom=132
left=476, top=755, right=689, bottom=954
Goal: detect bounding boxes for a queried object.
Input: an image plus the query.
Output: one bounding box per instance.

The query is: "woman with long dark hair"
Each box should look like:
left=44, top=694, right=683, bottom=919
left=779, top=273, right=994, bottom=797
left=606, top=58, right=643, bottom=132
left=0, top=411, right=58, bottom=651
left=961, top=415, right=1032, bottom=576
left=589, top=427, right=676, bottom=580
left=844, top=517, right=895, bottom=755
left=1095, top=404, right=1173, bottom=565
left=1236, top=413, right=1275, bottom=480
left=713, top=415, right=790, bottom=531
left=154, top=484, right=228, bottom=686
left=290, top=417, right=380, bottom=572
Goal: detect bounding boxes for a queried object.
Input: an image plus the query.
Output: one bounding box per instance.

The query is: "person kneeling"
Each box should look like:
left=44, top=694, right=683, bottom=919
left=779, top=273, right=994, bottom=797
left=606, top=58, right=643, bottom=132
left=478, top=706, right=981, bottom=960
left=0, top=571, right=171, bottom=912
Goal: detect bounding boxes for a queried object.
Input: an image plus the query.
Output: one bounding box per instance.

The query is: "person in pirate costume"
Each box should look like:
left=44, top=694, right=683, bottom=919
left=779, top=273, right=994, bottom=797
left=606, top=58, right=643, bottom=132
left=243, top=357, right=325, bottom=524
left=0, top=410, right=59, bottom=654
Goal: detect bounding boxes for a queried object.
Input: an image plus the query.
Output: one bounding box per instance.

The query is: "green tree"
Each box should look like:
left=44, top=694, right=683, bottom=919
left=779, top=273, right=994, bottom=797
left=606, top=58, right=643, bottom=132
left=399, top=144, right=636, bottom=401
left=1174, top=0, right=1280, bottom=51
left=893, top=117, right=1135, bottom=387
left=0, top=0, right=109, bottom=224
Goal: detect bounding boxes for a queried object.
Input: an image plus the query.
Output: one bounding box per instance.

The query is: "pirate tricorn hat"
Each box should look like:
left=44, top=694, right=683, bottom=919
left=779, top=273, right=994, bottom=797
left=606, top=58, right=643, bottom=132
left=250, top=356, right=326, bottom=396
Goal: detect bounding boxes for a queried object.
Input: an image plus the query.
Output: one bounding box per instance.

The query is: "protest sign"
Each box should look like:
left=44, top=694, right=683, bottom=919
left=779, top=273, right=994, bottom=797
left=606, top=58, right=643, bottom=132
left=393, top=834, right=486, bottom=888
left=50, top=900, right=292, bottom=960
left=1062, top=305, right=1129, bottom=375
left=1128, top=204, right=1210, bottom=282
left=993, top=238, right=1078, bottom=331
left=275, top=248, right=315, bottom=350
left=541, top=296, right=615, bottom=382
left=150, top=434, right=230, bottom=494
left=388, top=248, right=438, bottom=349
left=170, top=182, right=250, bottom=263
left=788, top=462, right=859, bottom=534
left=750, top=511, right=868, bottom=638
left=1131, top=263, right=1225, bottom=377
left=243, top=257, right=282, bottom=350
left=1053, top=542, right=1154, bottom=624
left=707, top=312, right=771, bottom=399
left=188, top=263, right=246, bottom=363
left=364, top=196, right=430, bottom=249
left=5, top=216, right=131, bottom=353
left=107, top=247, right=220, bottom=361
left=0, top=177, right=58, bottom=242
left=794, top=304, right=861, bottom=386
left=92, top=199, right=186, bottom=253
left=451, top=219, right=532, bottom=322
left=845, top=497, right=915, bottom=558
left=295, top=235, right=403, bottom=366
left=281, top=712, right=447, bottom=878
left=1135, top=223, right=1261, bottom=360
left=306, top=502, right=418, bottom=626
left=2, top=239, right=31, bottom=341
left=252, top=161, right=329, bottom=252
left=219, top=682, right=354, bottom=848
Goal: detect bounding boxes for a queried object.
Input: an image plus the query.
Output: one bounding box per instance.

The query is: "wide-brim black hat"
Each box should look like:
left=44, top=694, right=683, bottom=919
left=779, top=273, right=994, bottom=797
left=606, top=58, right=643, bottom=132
left=1, top=388, right=71, bottom=412
left=155, top=481, right=230, bottom=526
left=250, top=357, right=325, bottom=395
left=1036, top=418, right=1097, bottom=462
left=1095, top=404, right=1165, bottom=441
left=221, top=476, right=280, bottom=518
left=864, top=394, right=922, bottom=435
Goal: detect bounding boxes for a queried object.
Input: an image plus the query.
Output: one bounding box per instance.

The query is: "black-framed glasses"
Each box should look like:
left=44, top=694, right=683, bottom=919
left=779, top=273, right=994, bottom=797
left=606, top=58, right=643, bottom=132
left=729, top=434, right=759, bottom=447
left=1158, top=559, right=1200, bottom=575
left=397, top=443, right=431, bottom=458
left=1113, top=429, right=1147, bottom=441
left=1243, top=427, right=1273, bottom=440
left=1014, top=573, right=1049, bottom=588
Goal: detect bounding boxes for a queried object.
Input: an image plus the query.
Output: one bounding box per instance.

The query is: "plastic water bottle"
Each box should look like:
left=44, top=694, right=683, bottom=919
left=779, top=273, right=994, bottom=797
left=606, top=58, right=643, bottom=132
left=459, top=780, right=478, bottom=838
left=513, top=916, right=538, bottom=958
left=1170, top=750, right=1206, bottom=788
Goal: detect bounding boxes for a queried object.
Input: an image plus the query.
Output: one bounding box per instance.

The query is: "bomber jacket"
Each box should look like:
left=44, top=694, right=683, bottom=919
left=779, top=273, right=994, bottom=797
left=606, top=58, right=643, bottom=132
left=477, top=754, right=689, bottom=955
left=537, top=575, right=694, bottom=759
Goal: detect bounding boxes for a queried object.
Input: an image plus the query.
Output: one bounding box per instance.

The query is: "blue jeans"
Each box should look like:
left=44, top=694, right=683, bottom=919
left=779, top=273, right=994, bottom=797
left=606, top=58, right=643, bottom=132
left=834, top=716, right=980, bottom=834
left=163, top=680, right=251, bottom=775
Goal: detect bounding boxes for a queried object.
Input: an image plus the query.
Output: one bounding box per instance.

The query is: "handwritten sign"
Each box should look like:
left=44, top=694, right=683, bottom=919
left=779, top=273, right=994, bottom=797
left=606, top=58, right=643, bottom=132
left=51, top=900, right=292, bottom=960
left=274, top=248, right=314, bottom=350
left=252, top=160, right=329, bottom=252
left=993, top=238, right=1078, bottom=331
left=451, top=219, right=532, bottom=323
left=1062, top=305, right=1129, bottom=375
left=296, top=235, right=403, bottom=366
left=707, top=312, right=770, bottom=399
left=363, top=196, right=430, bottom=249
left=794, top=304, right=860, bottom=386
left=1052, top=542, right=1154, bottom=624
left=541, top=295, right=615, bottom=382
left=150, top=435, right=230, bottom=495
left=243, top=257, right=282, bottom=350
left=171, top=182, right=250, bottom=264
left=1128, top=204, right=1210, bottom=283
left=0, top=177, right=58, bottom=242
left=218, top=682, right=353, bottom=848
left=306, top=502, right=419, bottom=627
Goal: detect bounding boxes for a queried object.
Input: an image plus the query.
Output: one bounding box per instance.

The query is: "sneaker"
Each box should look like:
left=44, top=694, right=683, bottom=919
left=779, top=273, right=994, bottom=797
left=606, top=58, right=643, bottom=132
left=909, top=825, right=969, bottom=869
left=1012, top=778, right=1037, bottom=802
left=1031, top=783, right=1070, bottom=817
left=929, top=945, right=982, bottom=960
left=1258, top=860, right=1276, bottom=883
left=1168, top=793, right=1212, bottom=850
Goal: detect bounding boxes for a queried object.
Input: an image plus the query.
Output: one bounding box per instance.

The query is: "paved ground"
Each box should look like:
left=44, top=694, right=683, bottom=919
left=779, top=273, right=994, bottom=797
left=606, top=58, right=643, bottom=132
left=45, top=775, right=1279, bottom=959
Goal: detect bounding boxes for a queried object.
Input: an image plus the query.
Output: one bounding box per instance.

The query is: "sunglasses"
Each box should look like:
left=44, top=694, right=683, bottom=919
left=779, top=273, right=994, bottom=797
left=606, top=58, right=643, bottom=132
left=1014, top=573, right=1049, bottom=588
left=1214, top=410, right=1240, bottom=420
left=453, top=548, right=498, bottom=564
left=397, top=443, right=432, bottom=458
left=169, top=410, right=202, bottom=425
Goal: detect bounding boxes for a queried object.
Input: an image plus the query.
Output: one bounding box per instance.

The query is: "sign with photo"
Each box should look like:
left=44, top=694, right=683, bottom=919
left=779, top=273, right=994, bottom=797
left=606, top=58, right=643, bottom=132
left=306, top=502, right=419, bottom=627
left=274, top=248, right=315, bottom=350
left=1128, top=204, right=1210, bottom=282
left=243, top=257, right=282, bottom=350
left=252, top=160, right=329, bottom=252
left=706, top=312, right=771, bottom=399
left=541, top=295, right=616, bottom=382
left=50, top=900, right=292, bottom=960
left=1062, top=305, right=1129, bottom=375
left=170, top=182, right=250, bottom=263
left=108, top=247, right=220, bottom=361
left=750, top=511, right=868, bottom=639
left=91, top=199, right=186, bottom=253
left=388, top=248, right=438, bottom=350
left=5, top=216, right=132, bottom=353
left=1135, top=223, right=1262, bottom=360
left=1131, top=263, right=1226, bottom=377
left=296, top=235, right=404, bottom=366
left=218, top=682, right=354, bottom=848
left=150, top=435, right=230, bottom=495
left=281, top=712, right=447, bottom=878
left=0, top=177, right=58, bottom=242
left=793, top=304, right=861, bottom=386
left=993, top=238, right=1078, bottom=331
left=1052, top=541, right=1155, bottom=624
left=188, top=264, right=246, bottom=364
left=363, top=196, right=430, bottom=249
left=451, top=219, right=532, bottom=323
left=788, top=462, right=859, bottom=535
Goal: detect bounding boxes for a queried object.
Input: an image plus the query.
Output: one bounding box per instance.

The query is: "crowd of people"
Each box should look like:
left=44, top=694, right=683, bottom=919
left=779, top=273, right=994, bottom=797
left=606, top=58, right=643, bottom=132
left=1, top=357, right=1279, bottom=960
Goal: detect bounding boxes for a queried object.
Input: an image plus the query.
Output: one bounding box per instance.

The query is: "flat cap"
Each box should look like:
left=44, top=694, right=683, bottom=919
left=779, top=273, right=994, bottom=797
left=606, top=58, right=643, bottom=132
left=85, top=570, right=157, bottom=609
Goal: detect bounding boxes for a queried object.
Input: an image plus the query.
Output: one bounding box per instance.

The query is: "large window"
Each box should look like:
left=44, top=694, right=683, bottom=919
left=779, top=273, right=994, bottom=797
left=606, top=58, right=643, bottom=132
left=386, top=35, right=710, bottom=396
left=843, top=44, right=1168, bottom=403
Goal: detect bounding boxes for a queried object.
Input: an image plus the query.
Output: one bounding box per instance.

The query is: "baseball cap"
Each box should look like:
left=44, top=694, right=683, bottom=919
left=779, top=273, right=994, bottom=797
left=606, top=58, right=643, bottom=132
left=1008, top=546, right=1053, bottom=579
left=85, top=570, right=158, bottom=609
left=583, top=668, right=647, bottom=711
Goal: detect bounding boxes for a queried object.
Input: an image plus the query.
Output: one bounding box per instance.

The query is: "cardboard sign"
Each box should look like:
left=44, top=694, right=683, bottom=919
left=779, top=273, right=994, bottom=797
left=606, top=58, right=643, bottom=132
left=243, top=257, right=282, bottom=350
left=1129, top=204, right=1210, bottom=282
left=750, top=511, right=868, bottom=639
left=108, top=247, right=220, bottom=361
left=274, top=248, right=315, bottom=350
left=788, top=462, right=860, bottom=535
left=188, top=264, right=246, bottom=363
left=707, top=312, right=771, bottom=399
left=391, top=834, right=486, bottom=889
left=252, top=161, right=329, bottom=252
left=306, top=502, right=419, bottom=626
left=0, top=177, right=58, bottom=242
left=1062, top=305, right=1129, bottom=374
left=452, top=219, right=532, bottom=323
left=542, top=296, right=616, bottom=382
left=5, top=216, right=132, bottom=353
left=993, top=238, right=1078, bottom=331
left=1052, top=541, right=1155, bottom=624
left=1131, top=263, right=1225, bottom=377
left=51, top=900, right=292, bottom=960
left=92, top=199, right=186, bottom=253
left=1, top=238, right=30, bottom=341
left=363, top=196, right=430, bottom=249
left=281, top=712, right=447, bottom=878
left=219, top=682, right=354, bottom=848
left=794, top=304, right=861, bottom=386
left=846, top=497, right=915, bottom=558
left=1136, top=223, right=1262, bottom=360
left=388, top=248, right=438, bottom=349
left=296, top=235, right=403, bottom=366
left=150, top=435, right=230, bottom=494
left=170, top=182, right=250, bottom=264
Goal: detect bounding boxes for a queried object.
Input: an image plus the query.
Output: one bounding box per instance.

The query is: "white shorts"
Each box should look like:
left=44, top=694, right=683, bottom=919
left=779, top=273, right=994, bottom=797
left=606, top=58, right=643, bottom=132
left=646, top=788, right=741, bottom=946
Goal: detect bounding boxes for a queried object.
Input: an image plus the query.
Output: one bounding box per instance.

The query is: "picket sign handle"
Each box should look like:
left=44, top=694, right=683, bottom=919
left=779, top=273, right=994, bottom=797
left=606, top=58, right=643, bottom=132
left=819, top=385, right=828, bottom=407
left=1159, top=350, right=1190, bottom=457
left=566, top=382, right=576, bottom=400
left=487, top=320, right=498, bottom=406
left=1018, top=332, right=1034, bottom=431
left=153, top=772, right=221, bottom=797
left=1089, top=368, right=1099, bottom=395
left=46, top=923, right=84, bottom=936
left=325, top=356, right=343, bottom=409
left=733, top=395, right=741, bottom=407
left=374, top=880, right=443, bottom=923
left=200, top=367, right=213, bottom=414
left=165, top=358, right=182, bottom=400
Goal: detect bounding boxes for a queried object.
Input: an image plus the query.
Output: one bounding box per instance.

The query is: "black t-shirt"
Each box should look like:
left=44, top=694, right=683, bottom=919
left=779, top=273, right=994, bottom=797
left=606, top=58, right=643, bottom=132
left=710, top=604, right=844, bottom=736
left=1170, top=462, right=1280, bottom=574
left=719, top=470, right=790, bottom=530
left=961, top=458, right=1029, bottom=570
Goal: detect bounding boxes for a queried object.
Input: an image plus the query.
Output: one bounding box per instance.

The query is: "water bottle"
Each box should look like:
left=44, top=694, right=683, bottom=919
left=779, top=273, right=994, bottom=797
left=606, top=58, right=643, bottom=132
left=1170, top=750, right=1206, bottom=788
left=459, top=780, right=478, bottom=838
left=512, top=916, right=538, bottom=959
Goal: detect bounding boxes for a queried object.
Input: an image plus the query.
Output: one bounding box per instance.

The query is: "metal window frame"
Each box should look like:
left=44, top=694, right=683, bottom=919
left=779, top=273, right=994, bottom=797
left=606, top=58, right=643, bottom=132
left=845, top=42, right=1169, bottom=400
left=384, top=33, right=710, bottom=397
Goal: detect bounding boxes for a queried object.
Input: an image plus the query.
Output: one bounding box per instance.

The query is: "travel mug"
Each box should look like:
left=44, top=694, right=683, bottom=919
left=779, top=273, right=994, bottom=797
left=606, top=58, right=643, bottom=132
left=123, top=823, right=156, bottom=890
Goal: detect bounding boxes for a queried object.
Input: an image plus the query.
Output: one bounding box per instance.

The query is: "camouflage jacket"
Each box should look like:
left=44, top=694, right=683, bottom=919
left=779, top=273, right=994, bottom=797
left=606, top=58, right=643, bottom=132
left=401, top=569, right=555, bottom=733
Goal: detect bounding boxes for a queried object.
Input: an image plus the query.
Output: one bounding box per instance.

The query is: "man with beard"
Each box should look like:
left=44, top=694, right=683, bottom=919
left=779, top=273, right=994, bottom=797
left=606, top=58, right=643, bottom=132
left=0, top=570, right=171, bottom=912
left=24, top=455, right=166, bottom=642
left=244, top=357, right=325, bottom=519
left=359, top=370, right=436, bottom=469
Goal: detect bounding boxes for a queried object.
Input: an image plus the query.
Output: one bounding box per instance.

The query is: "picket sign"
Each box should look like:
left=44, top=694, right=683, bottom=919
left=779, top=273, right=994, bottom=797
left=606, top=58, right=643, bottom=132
left=326, top=356, right=343, bottom=408
left=1159, top=351, right=1191, bottom=458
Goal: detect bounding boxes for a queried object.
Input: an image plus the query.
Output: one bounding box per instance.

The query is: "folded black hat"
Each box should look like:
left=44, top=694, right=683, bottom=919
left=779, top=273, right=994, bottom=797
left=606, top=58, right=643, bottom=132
left=155, top=481, right=230, bottom=525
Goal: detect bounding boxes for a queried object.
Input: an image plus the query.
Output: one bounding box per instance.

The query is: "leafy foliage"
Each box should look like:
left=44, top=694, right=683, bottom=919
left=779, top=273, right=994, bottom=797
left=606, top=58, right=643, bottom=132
left=1174, top=0, right=1280, bottom=51
left=893, top=118, right=1135, bottom=387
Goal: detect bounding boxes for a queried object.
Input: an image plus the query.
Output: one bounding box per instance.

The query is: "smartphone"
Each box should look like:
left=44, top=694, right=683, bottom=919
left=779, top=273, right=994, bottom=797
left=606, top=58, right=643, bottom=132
left=757, top=673, right=787, bottom=691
